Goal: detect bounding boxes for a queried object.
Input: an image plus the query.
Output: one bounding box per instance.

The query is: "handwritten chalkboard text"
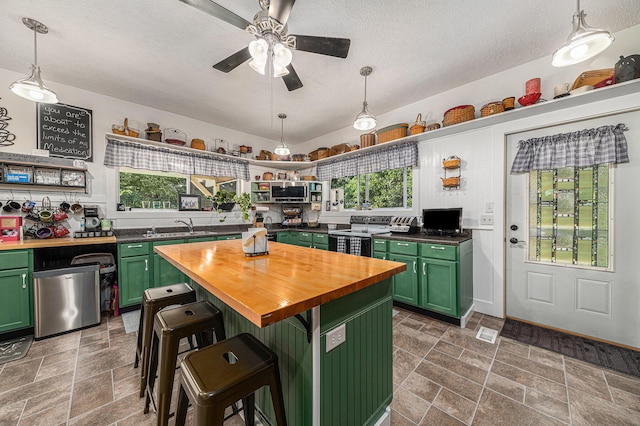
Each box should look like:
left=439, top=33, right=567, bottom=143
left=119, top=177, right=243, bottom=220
left=37, top=103, right=92, bottom=161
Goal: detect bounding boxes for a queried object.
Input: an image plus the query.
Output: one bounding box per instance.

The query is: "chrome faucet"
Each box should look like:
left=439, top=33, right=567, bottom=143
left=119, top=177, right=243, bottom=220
left=175, top=218, right=193, bottom=234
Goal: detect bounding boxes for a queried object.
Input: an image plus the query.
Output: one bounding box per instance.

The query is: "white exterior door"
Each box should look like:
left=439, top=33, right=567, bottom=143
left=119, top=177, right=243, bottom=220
left=505, top=111, right=640, bottom=348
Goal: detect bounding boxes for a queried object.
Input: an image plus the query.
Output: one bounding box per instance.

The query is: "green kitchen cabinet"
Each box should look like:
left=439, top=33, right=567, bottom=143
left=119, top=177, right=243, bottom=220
left=153, top=239, right=186, bottom=288
left=216, top=234, right=241, bottom=240
left=118, top=242, right=151, bottom=307
left=312, top=233, right=328, bottom=250
left=188, top=237, right=216, bottom=243
left=389, top=253, right=419, bottom=305
left=298, top=232, right=313, bottom=248
left=419, top=257, right=458, bottom=316
left=0, top=250, right=33, bottom=333
left=277, top=231, right=293, bottom=244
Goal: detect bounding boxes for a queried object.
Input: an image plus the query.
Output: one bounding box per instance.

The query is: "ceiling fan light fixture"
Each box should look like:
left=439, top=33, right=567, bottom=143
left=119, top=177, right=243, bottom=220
left=353, top=66, right=376, bottom=131
left=249, top=38, right=269, bottom=60
left=10, top=18, right=58, bottom=104
left=273, top=42, right=292, bottom=67
left=273, top=63, right=289, bottom=78
left=274, top=113, right=290, bottom=156
left=249, top=58, right=267, bottom=75
left=552, top=1, right=614, bottom=67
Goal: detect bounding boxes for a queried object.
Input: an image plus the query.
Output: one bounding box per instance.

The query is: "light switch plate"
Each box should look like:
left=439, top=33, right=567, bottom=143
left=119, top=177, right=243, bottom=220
left=326, top=323, right=346, bottom=352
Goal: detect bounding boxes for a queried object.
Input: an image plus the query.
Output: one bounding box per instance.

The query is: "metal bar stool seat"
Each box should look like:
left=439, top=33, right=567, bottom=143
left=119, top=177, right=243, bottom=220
left=145, top=300, right=226, bottom=426
left=135, top=283, right=197, bottom=397
left=175, top=332, right=287, bottom=426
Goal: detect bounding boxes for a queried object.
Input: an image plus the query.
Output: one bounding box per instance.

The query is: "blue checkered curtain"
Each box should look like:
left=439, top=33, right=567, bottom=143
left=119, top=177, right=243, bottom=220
left=510, top=123, right=629, bottom=174
left=317, top=142, right=418, bottom=180
left=104, top=138, right=249, bottom=180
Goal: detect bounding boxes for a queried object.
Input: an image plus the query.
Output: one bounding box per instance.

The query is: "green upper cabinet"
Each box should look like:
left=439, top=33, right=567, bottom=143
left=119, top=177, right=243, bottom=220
left=118, top=242, right=151, bottom=307
left=389, top=253, right=419, bottom=305
left=153, top=239, right=186, bottom=288
left=0, top=250, right=33, bottom=333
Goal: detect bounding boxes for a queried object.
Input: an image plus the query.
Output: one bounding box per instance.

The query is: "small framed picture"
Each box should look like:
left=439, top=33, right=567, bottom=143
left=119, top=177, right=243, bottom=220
left=178, top=194, right=201, bottom=211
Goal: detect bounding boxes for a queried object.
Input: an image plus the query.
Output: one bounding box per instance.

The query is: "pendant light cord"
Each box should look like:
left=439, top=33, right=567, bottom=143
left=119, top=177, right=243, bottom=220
left=33, top=25, right=38, bottom=66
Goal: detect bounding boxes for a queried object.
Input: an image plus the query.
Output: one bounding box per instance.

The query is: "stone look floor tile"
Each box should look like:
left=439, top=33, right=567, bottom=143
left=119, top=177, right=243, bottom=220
left=393, top=348, right=423, bottom=386
left=420, top=406, right=466, bottom=425
left=391, top=386, right=430, bottom=424
left=474, top=389, right=565, bottom=426
left=41, top=348, right=78, bottom=367
left=0, top=400, right=25, bottom=425
left=605, top=371, right=640, bottom=396
left=35, top=358, right=76, bottom=381
left=425, top=349, right=488, bottom=384
left=113, top=374, right=140, bottom=400
left=0, top=370, right=74, bottom=408
left=0, top=358, right=42, bottom=393
left=565, top=358, right=612, bottom=402
left=432, top=388, right=476, bottom=424
left=568, top=387, right=640, bottom=426
left=79, top=330, right=109, bottom=347
left=69, top=391, right=145, bottom=426
left=440, top=327, right=497, bottom=358
left=70, top=371, right=114, bottom=418
left=390, top=409, right=417, bottom=426
left=496, top=348, right=565, bottom=384
left=433, top=340, right=463, bottom=358
left=458, top=349, right=493, bottom=371
left=401, top=372, right=441, bottom=403
left=524, top=388, right=570, bottom=423
left=499, top=338, right=530, bottom=358
left=393, top=323, right=439, bottom=357
left=22, top=385, right=72, bottom=417
left=19, top=401, right=69, bottom=426
left=491, top=360, right=568, bottom=402
left=414, top=360, right=483, bottom=402
left=528, top=345, right=565, bottom=370
left=608, top=386, right=640, bottom=413
left=486, top=372, right=525, bottom=402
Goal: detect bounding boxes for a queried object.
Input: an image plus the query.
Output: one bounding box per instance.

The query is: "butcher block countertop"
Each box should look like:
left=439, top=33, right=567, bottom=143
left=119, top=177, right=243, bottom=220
left=0, top=236, right=116, bottom=250
left=155, top=240, right=406, bottom=328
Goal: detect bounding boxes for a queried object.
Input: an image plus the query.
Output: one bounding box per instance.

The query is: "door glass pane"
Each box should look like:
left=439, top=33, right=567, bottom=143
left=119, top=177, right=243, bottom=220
left=528, top=165, right=610, bottom=269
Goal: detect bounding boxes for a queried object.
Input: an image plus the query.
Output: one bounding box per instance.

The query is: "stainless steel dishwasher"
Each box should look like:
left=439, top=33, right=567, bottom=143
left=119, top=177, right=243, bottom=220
left=33, top=264, right=101, bottom=339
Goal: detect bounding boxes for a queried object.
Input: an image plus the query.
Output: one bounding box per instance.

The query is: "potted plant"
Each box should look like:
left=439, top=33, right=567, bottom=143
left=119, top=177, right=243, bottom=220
left=234, top=192, right=253, bottom=221
left=210, top=189, right=236, bottom=212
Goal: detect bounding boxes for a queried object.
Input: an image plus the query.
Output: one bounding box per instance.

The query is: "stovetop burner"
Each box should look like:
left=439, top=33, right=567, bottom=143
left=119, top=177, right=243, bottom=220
left=328, top=215, right=392, bottom=237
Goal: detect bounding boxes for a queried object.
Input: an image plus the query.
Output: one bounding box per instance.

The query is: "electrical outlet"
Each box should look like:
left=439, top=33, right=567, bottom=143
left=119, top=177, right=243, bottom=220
left=480, top=214, right=494, bottom=226
left=486, top=202, right=493, bottom=213
left=326, top=323, right=346, bottom=352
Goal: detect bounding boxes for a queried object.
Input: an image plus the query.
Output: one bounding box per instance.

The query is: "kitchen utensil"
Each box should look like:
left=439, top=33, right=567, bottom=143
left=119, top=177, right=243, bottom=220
left=42, top=196, right=51, bottom=209
left=518, top=93, right=541, bottom=106
left=22, top=200, right=35, bottom=213
left=26, top=211, right=40, bottom=222
left=36, top=226, right=53, bottom=239
left=70, top=202, right=83, bottom=214
left=554, top=83, right=571, bottom=98
left=615, top=54, right=640, bottom=83
left=3, top=200, right=20, bottom=212
left=39, top=210, right=53, bottom=222
left=191, top=138, right=205, bottom=150
left=426, top=123, right=441, bottom=131
left=163, top=128, right=186, bottom=145
left=60, top=201, right=71, bottom=212
left=85, top=216, right=100, bottom=230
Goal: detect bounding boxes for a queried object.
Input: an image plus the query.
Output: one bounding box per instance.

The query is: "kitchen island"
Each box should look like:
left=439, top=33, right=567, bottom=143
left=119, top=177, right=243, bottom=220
left=155, top=239, right=406, bottom=426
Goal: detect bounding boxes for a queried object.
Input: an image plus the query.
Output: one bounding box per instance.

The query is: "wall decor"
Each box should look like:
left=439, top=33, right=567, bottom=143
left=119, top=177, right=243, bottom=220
left=442, top=155, right=461, bottom=190
left=0, top=98, right=16, bottom=147
left=178, top=194, right=201, bottom=211
left=37, top=102, right=93, bottom=161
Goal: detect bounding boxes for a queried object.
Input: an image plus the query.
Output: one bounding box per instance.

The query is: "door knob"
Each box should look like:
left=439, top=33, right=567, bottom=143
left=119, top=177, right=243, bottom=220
left=509, top=237, right=520, bottom=244
left=510, top=225, right=518, bottom=231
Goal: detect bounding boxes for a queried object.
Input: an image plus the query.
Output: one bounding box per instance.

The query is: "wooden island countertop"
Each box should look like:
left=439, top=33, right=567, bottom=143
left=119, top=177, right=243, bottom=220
left=155, top=240, right=406, bottom=328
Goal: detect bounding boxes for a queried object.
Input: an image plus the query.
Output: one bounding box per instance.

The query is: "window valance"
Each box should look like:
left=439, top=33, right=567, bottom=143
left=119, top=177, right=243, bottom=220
left=317, top=142, right=418, bottom=180
left=510, top=123, right=629, bottom=173
left=104, top=138, right=250, bottom=180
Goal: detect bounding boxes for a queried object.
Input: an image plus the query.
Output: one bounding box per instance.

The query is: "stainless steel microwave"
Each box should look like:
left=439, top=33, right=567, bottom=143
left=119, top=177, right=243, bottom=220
left=271, top=182, right=309, bottom=203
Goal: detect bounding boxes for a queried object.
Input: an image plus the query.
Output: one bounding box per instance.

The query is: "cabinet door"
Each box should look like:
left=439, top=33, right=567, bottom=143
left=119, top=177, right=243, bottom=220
left=389, top=254, right=418, bottom=305
left=119, top=255, right=150, bottom=307
left=420, top=258, right=458, bottom=317
left=217, top=234, right=241, bottom=240
left=298, top=232, right=313, bottom=248
left=373, top=252, right=387, bottom=260
left=0, top=268, right=32, bottom=332
left=153, top=254, right=186, bottom=288
left=277, top=231, right=291, bottom=244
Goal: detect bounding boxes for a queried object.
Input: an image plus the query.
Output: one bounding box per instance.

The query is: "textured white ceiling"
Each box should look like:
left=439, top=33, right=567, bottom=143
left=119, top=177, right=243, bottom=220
left=1, top=0, right=639, bottom=144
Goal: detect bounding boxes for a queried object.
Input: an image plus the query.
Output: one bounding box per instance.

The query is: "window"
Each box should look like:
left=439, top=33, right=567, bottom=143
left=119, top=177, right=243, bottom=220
left=528, top=164, right=610, bottom=269
left=118, top=167, right=236, bottom=210
left=331, top=166, right=412, bottom=209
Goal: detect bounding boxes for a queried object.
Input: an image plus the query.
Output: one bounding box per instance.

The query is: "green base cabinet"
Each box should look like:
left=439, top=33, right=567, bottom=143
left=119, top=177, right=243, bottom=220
left=118, top=242, right=151, bottom=307
left=312, top=233, right=328, bottom=250
left=419, top=258, right=457, bottom=316
left=389, top=254, right=419, bottom=305
left=153, top=239, right=186, bottom=288
left=0, top=250, right=33, bottom=333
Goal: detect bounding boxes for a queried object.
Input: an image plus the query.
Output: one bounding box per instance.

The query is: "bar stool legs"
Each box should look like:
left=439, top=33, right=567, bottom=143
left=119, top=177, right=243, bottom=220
left=134, top=283, right=196, bottom=397
left=175, top=333, right=287, bottom=426
left=144, top=300, right=226, bottom=426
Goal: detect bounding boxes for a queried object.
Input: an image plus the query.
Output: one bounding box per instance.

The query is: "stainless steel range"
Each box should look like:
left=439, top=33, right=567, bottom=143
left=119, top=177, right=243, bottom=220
left=328, top=215, right=392, bottom=256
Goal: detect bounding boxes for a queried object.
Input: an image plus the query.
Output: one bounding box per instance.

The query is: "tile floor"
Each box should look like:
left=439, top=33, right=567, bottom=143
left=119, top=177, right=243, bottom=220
left=0, top=309, right=638, bottom=425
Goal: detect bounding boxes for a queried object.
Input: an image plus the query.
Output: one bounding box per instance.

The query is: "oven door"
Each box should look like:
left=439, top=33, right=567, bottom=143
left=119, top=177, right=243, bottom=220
left=328, top=234, right=372, bottom=257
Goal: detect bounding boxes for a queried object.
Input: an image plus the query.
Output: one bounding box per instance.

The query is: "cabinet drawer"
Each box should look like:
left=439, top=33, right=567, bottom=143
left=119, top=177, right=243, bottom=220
left=420, top=243, right=457, bottom=261
left=217, top=234, right=241, bottom=240
left=0, top=250, right=30, bottom=270
left=312, top=233, right=328, bottom=244
left=119, top=242, right=150, bottom=257
left=298, top=232, right=312, bottom=243
left=153, top=239, right=185, bottom=247
left=373, top=239, right=388, bottom=253
left=389, top=240, right=418, bottom=256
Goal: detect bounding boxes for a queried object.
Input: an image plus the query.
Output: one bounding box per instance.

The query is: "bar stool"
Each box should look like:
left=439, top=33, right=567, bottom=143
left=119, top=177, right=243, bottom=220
left=144, top=300, right=226, bottom=426
left=134, top=283, right=196, bottom=397
left=175, top=333, right=287, bottom=426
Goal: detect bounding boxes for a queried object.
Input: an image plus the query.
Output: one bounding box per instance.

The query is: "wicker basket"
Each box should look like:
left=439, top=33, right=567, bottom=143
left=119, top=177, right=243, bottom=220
left=442, top=156, right=460, bottom=169
left=410, top=114, right=426, bottom=135
left=309, top=148, right=330, bottom=161
left=378, top=123, right=408, bottom=143
left=360, top=132, right=376, bottom=147
left=480, top=102, right=504, bottom=117
left=441, top=177, right=460, bottom=187
left=443, top=105, right=475, bottom=127
left=502, top=97, right=515, bottom=111
left=329, top=143, right=350, bottom=156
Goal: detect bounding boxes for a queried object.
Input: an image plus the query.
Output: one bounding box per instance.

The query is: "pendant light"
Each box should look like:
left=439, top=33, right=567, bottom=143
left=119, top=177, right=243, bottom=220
left=9, top=18, right=58, bottom=104
left=353, top=66, right=376, bottom=131
left=274, top=113, right=290, bottom=156
left=552, top=0, right=614, bottom=67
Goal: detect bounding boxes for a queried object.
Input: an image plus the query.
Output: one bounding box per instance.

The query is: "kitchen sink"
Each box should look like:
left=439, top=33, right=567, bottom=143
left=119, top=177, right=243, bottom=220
left=143, top=230, right=217, bottom=238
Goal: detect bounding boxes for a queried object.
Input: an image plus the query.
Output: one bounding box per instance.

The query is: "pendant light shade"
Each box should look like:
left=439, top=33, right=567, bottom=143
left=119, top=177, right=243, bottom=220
left=274, top=113, right=290, bottom=156
left=9, top=18, right=58, bottom=104
left=353, top=66, right=376, bottom=131
left=552, top=1, right=614, bottom=67
left=248, top=38, right=292, bottom=78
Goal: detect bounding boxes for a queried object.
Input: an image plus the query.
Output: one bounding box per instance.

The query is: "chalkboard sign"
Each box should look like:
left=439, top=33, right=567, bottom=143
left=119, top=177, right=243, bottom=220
left=37, top=102, right=93, bottom=161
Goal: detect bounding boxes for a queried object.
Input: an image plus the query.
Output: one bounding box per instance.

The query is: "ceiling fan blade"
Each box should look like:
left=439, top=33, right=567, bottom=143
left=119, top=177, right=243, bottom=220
left=282, top=64, right=303, bottom=91
left=291, top=35, right=351, bottom=58
left=213, top=47, right=251, bottom=73
left=268, top=0, right=295, bottom=25
left=179, top=0, right=251, bottom=30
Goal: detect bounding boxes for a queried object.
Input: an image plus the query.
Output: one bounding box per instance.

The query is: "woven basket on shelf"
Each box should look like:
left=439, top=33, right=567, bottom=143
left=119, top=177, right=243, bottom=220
left=360, top=132, right=376, bottom=147
left=441, top=177, right=460, bottom=187
left=329, top=143, right=350, bottom=156
left=410, top=113, right=426, bottom=135
left=442, top=156, right=460, bottom=169
left=309, top=148, right=330, bottom=161
left=480, top=102, right=504, bottom=117
left=443, top=105, right=475, bottom=127
left=377, top=123, right=408, bottom=143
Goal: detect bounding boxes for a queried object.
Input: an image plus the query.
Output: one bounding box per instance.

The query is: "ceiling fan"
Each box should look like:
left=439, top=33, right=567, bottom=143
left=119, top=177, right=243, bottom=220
left=180, top=0, right=351, bottom=91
